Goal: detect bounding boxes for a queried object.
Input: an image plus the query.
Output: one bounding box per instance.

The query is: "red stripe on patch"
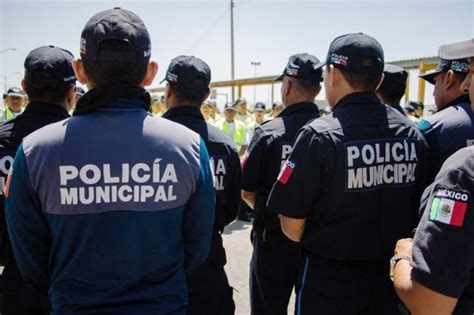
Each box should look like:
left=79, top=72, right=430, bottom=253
left=451, top=202, right=467, bottom=227
left=278, top=162, right=294, bottom=184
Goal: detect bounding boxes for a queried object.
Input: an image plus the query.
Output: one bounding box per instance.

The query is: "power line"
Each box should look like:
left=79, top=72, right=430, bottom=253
left=184, top=6, right=231, bottom=54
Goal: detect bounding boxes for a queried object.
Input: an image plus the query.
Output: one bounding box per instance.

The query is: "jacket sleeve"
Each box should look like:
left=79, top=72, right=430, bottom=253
left=224, top=147, right=242, bottom=226
left=5, top=143, right=51, bottom=296
left=182, top=138, right=216, bottom=275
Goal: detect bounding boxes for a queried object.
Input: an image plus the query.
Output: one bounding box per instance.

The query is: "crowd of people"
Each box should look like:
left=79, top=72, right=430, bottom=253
left=0, top=6, right=473, bottom=315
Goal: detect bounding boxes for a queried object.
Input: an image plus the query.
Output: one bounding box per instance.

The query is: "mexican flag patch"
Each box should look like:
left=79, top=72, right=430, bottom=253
left=429, top=188, right=469, bottom=227
left=277, top=160, right=295, bottom=184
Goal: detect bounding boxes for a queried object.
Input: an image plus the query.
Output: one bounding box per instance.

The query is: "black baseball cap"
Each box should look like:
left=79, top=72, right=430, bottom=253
left=80, top=7, right=151, bottom=63
left=224, top=102, right=236, bottom=111
left=272, top=101, right=283, bottom=109
left=254, top=102, right=266, bottom=112
left=404, top=101, right=423, bottom=112
left=275, top=53, right=323, bottom=82
left=319, top=33, right=384, bottom=74
left=419, top=58, right=469, bottom=84
left=6, top=87, right=25, bottom=98
left=161, top=55, right=211, bottom=93
left=439, top=39, right=474, bottom=60
left=380, top=64, right=408, bottom=91
left=234, top=97, right=246, bottom=105
left=24, top=46, right=76, bottom=88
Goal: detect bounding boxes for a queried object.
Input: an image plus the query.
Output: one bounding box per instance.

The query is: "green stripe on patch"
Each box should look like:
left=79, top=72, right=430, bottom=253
left=430, top=197, right=441, bottom=220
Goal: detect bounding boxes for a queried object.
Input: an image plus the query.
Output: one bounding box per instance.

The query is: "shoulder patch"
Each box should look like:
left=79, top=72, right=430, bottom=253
left=417, top=119, right=432, bottom=132
left=277, top=160, right=295, bottom=184
left=429, top=187, right=469, bottom=227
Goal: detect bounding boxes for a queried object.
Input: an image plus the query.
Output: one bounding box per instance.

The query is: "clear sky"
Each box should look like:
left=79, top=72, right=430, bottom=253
left=1, top=0, right=473, bottom=107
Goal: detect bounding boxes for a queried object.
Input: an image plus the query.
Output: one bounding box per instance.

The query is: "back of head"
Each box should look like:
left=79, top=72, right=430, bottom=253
left=326, top=33, right=384, bottom=91
left=80, top=8, right=151, bottom=87
left=377, top=64, right=408, bottom=105
left=23, top=45, right=76, bottom=104
left=277, top=53, right=323, bottom=91
left=162, top=55, right=211, bottom=107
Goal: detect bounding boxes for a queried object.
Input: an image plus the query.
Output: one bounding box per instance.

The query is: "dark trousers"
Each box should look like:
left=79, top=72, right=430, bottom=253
left=295, top=256, right=407, bottom=315
left=250, top=231, right=300, bottom=315
left=187, top=237, right=235, bottom=315
left=1, top=260, right=50, bottom=315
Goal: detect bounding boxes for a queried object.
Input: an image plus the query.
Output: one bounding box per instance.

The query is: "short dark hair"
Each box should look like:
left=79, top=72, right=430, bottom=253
left=24, top=68, right=72, bottom=103
left=82, top=40, right=148, bottom=87
left=289, top=77, right=321, bottom=95
left=339, top=57, right=383, bottom=91
left=377, top=82, right=405, bottom=105
left=169, top=81, right=209, bottom=106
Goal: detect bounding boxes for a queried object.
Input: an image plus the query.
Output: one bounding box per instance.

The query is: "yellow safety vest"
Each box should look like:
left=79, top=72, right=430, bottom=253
left=2, top=107, right=22, bottom=122
left=216, top=119, right=246, bottom=152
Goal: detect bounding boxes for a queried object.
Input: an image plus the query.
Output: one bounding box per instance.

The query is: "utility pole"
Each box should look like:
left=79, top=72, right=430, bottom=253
left=1, top=72, right=20, bottom=93
left=230, top=0, right=235, bottom=102
left=0, top=48, right=16, bottom=93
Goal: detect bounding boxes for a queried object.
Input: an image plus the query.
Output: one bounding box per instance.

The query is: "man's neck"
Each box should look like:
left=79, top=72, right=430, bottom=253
left=439, top=92, right=467, bottom=110
left=284, top=98, right=314, bottom=107
left=28, top=100, right=68, bottom=111
left=226, top=119, right=234, bottom=123
left=8, top=106, right=22, bottom=113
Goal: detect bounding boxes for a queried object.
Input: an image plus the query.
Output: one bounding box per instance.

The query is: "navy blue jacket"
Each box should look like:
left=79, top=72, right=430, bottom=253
left=5, top=98, right=215, bottom=314
left=268, top=92, right=428, bottom=260
left=0, top=102, right=69, bottom=265
left=163, top=106, right=241, bottom=268
left=242, top=102, right=320, bottom=236
left=418, top=95, right=474, bottom=184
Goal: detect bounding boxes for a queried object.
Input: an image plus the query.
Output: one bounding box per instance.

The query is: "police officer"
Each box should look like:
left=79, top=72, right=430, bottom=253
left=271, top=101, right=284, bottom=118
left=208, top=99, right=222, bottom=124
left=392, top=38, right=474, bottom=315
left=74, top=86, right=85, bottom=106
left=4, top=8, right=215, bottom=315
left=0, top=45, right=76, bottom=315
left=2, top=87, right=25, bottom=122
left=215, top=102, right=247, bottom=155
left=242, top=53, right=322, bottom=315
left=162, top=55, right=241, bottom=315
left=376, top=63, right=408, bottom=115
left=403, top=101, right=420, bottom=122
left=234, top=97, right=255, bottom=127
left=418, top=56, right=472, bottom=183
left=252, top=102, right=267, bottom=125
left=266, top=33, right=428, bottom=315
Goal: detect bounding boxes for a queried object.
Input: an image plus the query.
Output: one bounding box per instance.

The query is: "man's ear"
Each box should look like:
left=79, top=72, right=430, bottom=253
left=328, top=65, right=338, bottom=87
left=142, top=61, right=158, bottom=86
left=444, top=70, right=456, bottom=90
left=203, top=87, right=211, bottom=101
left=72, top=59, right=89, bottom=86
left=284, top=78, right=292, bottom=98
left=375, top=73, right=385, bottom=91
left=66, top=84, right=76, bottom=110
left=21, top=79, right=27, bottom=93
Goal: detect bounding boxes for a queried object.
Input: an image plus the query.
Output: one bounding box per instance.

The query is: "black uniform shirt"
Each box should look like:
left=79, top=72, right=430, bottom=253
left=0, top=102, right=69, bottom=264
left=242, top=102, right=320, bottom=235
left=163, top=106, right=241, bottom=235
left=411, top=146, right=474, bottom=314
left=418, top=95, right=474, bottom=184
left=267, top=92, right=428, bottom=260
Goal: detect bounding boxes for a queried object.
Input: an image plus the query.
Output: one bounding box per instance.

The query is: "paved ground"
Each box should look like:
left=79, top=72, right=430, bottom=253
left=223, top=220, right=295, bottom=315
